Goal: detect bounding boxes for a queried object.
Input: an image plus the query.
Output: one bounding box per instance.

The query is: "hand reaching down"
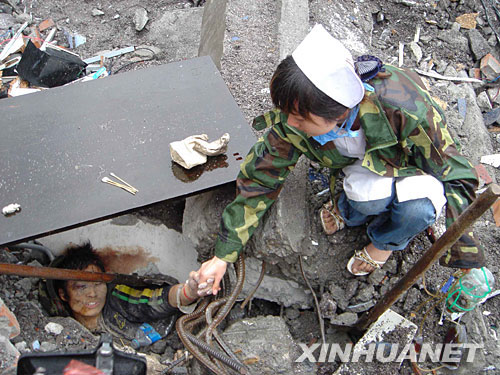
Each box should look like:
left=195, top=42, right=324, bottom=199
left=197, top=256, right=228, bottom=296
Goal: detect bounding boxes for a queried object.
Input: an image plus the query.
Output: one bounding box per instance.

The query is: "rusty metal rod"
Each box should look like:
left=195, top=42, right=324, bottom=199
left=186, top=332, right=247, bottom=374
left=205, top=255, right=245, bottom=343
left=0, top=263, right=173, bottom=287
left=356, top=183, right=500, bottom=330
left=176, top=299, right=224, bottom=375
left=240, top=261, right=265, bottom=309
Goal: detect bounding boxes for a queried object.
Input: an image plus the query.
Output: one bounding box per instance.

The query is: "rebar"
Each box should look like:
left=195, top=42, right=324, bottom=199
left=299, top=256, right=326, bottom=344
left=186, top=332, right=247, bottom=374
left=205, top=255, right=245, bottom=343
left=240, top=261, right=265, bottom=309
left=176, top=299, right=224, bottom=374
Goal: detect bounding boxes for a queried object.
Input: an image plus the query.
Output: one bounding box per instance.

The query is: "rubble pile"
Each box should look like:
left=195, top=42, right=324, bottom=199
left=1, top=0, right=500, bottom=374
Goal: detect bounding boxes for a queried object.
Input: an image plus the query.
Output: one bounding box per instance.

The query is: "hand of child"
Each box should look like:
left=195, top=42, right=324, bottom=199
left=186, top=271, right=213, bottom=298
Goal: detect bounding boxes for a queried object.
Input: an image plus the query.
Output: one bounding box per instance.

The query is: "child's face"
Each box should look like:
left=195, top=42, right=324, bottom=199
left=60, top=264, right=107, bottom=324
left=286, top=110, right=348, bottom=137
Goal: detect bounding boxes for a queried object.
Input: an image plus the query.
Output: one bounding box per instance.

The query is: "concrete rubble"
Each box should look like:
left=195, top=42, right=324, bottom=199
left=1, top=0, right=500, bottom=374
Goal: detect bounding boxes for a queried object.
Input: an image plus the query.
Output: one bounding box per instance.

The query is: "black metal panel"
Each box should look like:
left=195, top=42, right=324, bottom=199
left=0, top=56, right=254, bottom=246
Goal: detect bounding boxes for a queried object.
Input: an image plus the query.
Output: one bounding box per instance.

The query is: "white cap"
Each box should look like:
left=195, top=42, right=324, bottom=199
left=292, top=24, right=365, bottom=108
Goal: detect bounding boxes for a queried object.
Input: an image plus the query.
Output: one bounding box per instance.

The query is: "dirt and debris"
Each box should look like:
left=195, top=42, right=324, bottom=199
left=1, top=0, right=500, bottom=374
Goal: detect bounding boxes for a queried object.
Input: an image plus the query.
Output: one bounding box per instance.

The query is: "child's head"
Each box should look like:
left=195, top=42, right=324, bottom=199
left=271, top=24, right=364, bottom=128
left=55, top=242, right=106, bottom=294
left=55, top=243, right=107, bottom=329
left=270, top=55, right=348, bottom=121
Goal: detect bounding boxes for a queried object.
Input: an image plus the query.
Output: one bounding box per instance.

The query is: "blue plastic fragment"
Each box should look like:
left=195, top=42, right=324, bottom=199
left=231, top=36, right=240, bottom=41
left=441, top=275, right=455, bottom=293
left=457, top=98, right=467, bottom=119
left=308, top=168, right=329, bottom=189
left=483, top=107, right=500, bottom=126
left=32, top=340, right=40, bottom=351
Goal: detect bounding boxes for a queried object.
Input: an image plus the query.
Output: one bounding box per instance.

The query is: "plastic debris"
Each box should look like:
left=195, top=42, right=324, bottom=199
left=44, top=322, right=64, bottom=335
left=415, top=68, right=483, bottom=83
left=17, top=41, right=87, bottom=88
left=481, top=153, right=500, bottom=168
left=32, top=340, right=40, bottom=351
left=64, top=30, right=87, bottom=49
left=2, top=203, right=21, bottom=216
left=307, top=169, right=329, bottom=189
left=92, top=8, right=105, bottom=17
left=63, top=359, right=105, bottom=375
left=0, top=21, right=28, bottom=62
left=83, top=46, right=135, bottom=64
left=483, top=108, right=500, bottom=126
left=457, top=97, right=467, bottom=119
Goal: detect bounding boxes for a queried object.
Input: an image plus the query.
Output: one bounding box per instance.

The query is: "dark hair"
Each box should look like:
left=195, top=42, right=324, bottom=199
left=54, top=242, right=106, bottom=297
left=270, top=55, right=348, bottom=121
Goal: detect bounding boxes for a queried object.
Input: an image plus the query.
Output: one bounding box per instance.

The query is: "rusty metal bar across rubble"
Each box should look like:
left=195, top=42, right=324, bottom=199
left=0, top=263, right=176, bottom=287
left=356, top=183, right=500, bottom=331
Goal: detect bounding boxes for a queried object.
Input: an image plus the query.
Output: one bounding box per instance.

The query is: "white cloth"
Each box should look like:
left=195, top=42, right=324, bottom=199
left=292, top=24, right=364, bottom=108
left=333, top=129, right=446, bottom=216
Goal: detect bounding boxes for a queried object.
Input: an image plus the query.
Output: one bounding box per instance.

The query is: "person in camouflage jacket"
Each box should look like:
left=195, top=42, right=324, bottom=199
left=196, top=25, right=484, bottom=294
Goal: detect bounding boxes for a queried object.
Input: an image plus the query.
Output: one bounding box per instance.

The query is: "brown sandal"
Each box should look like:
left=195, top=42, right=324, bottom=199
left=319, top=199, right=345, bottom=235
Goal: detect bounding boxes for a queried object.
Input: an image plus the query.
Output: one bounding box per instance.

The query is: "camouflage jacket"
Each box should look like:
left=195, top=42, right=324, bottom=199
left=214, top=65, right=484, bottom=269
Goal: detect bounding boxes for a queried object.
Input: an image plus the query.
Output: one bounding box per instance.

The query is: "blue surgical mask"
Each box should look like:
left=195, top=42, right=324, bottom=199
left=311, top=83, right=373, bottom=146
left=312, top=104, right=360, bottom=145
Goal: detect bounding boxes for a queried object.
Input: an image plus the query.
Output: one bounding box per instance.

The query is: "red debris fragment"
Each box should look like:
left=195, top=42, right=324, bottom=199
left=39, top=18, right=55, bottom=32
left=480, top=54, right=500, bottom=81
left=474, top=164, right=493, bottom=185
left=63, top=359, right=105, bottom=375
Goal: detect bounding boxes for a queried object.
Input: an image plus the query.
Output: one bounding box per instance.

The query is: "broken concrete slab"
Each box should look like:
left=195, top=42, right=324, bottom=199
left=0, top=297, right=20, bottom=339
left=308, top=0, right=372, bottom=57
left=222, top=315, right=317, bottom=374
left=333, top=309, right=417, bottom=374
left=277, top=0, right=309, bottom=59
left=37, top=214, right=200, bottom=283
left=437, top=29, right=470, bottom=55
left=198, top=0, right=228, bottom=69
left=0, top=334, right=19, bottom=372
left=445, top=82, right=495, bottom=164
left=467, top=29, right=491, bottom=61
left=146, top=8, right=203, bottom=62
left=249, top=157, right=313, bottom=263
left=239, top=256, right=312, bottom=308
left=219, top=0, right=279, bottom=123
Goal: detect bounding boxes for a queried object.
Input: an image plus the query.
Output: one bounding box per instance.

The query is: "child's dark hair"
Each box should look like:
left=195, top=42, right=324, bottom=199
left=54, top=242, right=106, bottom=297
left=270, top=55, right=348, bottom=121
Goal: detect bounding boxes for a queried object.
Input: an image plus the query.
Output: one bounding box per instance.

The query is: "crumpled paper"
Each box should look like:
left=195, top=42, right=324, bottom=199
left=170, top=133, right=230, bottom=169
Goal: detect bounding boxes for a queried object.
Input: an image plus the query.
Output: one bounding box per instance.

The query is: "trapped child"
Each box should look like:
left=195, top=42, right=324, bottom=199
left=44, top=243, right=212, bottom=342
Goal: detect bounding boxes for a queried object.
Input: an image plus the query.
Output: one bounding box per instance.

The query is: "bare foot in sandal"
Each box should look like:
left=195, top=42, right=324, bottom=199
left=350, top=243, right=391, bottom=275
left=320, top=200, right=345, bottom=235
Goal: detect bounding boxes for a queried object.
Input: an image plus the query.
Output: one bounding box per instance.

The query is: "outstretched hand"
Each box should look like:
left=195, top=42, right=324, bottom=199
left=197, top=256, right=228, bottom=296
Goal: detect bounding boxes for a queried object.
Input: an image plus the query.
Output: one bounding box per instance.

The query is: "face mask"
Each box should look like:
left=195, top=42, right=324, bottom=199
left=312, top=104, right=360, bottom=145
left=311, top=83, right=373, bottom=146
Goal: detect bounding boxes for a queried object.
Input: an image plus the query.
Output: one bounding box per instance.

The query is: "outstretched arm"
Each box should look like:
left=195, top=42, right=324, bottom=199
left=167, top=271, right=213, bottom=307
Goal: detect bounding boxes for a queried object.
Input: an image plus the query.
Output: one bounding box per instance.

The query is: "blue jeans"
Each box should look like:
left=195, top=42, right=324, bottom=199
left=336, top=188, right=437, bottom=251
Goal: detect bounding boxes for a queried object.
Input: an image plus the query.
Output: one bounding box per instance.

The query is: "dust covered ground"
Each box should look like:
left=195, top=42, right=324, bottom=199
left=1, top=0, right=500, bottom=374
